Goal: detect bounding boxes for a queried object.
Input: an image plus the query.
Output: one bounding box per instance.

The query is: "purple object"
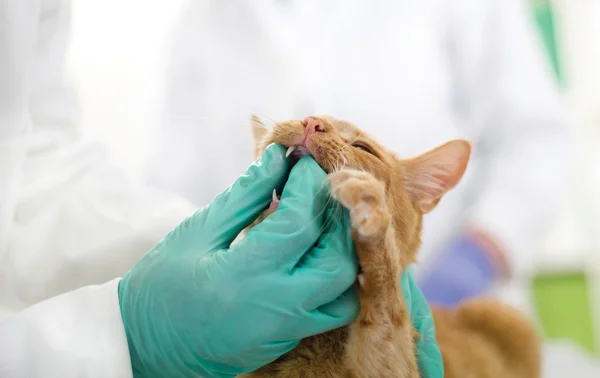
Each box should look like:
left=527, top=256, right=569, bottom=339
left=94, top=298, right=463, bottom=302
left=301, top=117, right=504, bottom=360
left=419, top=235, right=499, bottom=307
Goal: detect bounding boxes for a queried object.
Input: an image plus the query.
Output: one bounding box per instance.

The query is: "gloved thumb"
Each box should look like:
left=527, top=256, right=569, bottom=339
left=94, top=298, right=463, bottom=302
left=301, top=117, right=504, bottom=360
left=195, top=143, right=291, bottom=251
left=231, top=156, right=329, bottom=271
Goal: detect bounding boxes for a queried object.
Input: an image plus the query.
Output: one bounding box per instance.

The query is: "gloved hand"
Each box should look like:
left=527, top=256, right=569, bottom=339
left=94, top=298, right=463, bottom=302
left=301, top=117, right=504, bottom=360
left=118, top=144, right=359, bottom=377
left=118, top=143, right=444, bottom=377
left=419, top=233, right=504, bottom=308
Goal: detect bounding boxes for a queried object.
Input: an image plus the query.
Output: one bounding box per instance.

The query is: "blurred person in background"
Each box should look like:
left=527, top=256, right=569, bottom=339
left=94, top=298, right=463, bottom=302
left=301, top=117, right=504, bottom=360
left=147, top=0, right=572, bottom=310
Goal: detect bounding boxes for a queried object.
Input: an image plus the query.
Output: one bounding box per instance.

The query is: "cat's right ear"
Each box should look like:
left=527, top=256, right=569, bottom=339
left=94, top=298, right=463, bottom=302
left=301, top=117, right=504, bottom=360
left=251, top=114, right=270, bottom=158
left=403, top=139, right=471, bottom=214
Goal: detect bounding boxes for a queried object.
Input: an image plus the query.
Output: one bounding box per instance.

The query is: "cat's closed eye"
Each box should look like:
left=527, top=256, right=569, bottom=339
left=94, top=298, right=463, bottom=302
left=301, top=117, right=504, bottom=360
left=351, top=141, right=374, bottom=155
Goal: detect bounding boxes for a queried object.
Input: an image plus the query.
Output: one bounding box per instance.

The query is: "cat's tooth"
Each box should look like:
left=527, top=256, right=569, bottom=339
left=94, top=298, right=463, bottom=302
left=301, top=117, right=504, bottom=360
left=358, top=274, right=366, bottom=288
left=285, top=145, right=297, bottom=157
left=272, top=189, right=278, bottom=202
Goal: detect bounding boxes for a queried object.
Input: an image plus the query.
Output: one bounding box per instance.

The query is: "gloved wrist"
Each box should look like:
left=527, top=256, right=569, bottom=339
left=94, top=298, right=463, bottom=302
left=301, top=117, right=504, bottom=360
left=118, top=279, right=223, bottom=378
left=419, top=232, right=503, bottom=307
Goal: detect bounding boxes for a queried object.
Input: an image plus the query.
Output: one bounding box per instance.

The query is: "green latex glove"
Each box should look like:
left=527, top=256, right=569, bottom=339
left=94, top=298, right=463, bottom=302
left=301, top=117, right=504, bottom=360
left=403, top=267, right=444, bottom=377
left=118, top=144, right=359, bottom=377
left=118, top=143, right=443, bottom=377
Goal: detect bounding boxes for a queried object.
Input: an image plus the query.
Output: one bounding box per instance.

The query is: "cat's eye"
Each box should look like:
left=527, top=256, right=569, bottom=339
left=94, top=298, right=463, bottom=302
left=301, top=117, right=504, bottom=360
left=351, top=142, right=373, bottom=154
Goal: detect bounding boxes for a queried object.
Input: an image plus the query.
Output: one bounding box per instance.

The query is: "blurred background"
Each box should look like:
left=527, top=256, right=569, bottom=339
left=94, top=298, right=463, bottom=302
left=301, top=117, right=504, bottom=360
left=65, top=0, right=600, bottom=375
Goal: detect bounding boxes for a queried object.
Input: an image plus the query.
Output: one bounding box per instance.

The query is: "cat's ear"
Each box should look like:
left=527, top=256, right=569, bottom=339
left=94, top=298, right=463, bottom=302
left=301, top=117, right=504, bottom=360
left=250, top=114, right=270, bottom=158
left=404, top=140, right=471, bottom=214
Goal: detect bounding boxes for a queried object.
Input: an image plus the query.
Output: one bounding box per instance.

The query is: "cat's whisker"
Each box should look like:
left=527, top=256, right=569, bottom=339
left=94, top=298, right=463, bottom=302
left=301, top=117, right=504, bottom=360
left=346, top=130, right=364, bottom=145
left=293, top=185, right=337, bottom=234
left=320, top=201, right=344, bottom=235
left=250, top=111, right=277, bottom=130
left=342, top=153, right=349, bottom=168
left=261, top=115, right=278, bottom=130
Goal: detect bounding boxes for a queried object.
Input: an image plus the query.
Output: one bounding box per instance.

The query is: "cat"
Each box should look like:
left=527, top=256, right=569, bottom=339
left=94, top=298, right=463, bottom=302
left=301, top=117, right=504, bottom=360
left=236, top=114, right=541, bottom=378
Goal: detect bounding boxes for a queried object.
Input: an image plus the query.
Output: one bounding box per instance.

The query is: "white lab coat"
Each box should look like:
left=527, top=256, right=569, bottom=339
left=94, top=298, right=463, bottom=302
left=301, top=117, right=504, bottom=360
left=0, top=0, right=194, bottom=376
left=0, top=0, right=572, bottom=377
left=147, top=0, right=572, bottom=287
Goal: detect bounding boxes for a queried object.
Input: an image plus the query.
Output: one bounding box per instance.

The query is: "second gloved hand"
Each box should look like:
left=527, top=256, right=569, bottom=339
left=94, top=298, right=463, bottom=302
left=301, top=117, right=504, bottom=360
left=419, top=233, right=503, bottom=307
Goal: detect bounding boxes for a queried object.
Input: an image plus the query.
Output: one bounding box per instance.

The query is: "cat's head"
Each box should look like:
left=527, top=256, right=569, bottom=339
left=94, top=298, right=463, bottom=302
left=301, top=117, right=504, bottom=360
left=252, top=114, right=471, bottom=260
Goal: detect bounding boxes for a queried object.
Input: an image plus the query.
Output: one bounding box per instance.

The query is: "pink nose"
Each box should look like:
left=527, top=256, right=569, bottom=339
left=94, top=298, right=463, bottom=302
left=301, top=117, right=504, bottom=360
left=302, top=116, right=326, bottom=134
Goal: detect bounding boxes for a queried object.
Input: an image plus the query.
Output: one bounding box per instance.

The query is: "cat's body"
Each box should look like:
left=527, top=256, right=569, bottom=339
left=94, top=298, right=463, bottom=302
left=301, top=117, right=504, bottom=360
left=238, top=115, right=540, bottom=378
left=433, top=299, right=541, bottom=378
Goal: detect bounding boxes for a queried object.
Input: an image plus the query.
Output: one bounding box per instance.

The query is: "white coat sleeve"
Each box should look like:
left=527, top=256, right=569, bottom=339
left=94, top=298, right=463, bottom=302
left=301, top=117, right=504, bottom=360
left=0, top=0, right=195, bottom=312
left=449, top=0, right=573, bottom=275
left=0, top=279, right=133, bottom=378
left=0, top=0, right=36, bottom=255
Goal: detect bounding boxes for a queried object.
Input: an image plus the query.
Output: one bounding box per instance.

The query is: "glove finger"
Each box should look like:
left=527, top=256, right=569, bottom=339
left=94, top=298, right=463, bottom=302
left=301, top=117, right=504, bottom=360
left=316, top=285, right=359, bottom=323
left=195, top=143, right=290, bottom=251
left=293, top=205, right=358, bottom=310
left=230, top=156, right=329, bottom=272
left=277, top=287, right=359, bottom=340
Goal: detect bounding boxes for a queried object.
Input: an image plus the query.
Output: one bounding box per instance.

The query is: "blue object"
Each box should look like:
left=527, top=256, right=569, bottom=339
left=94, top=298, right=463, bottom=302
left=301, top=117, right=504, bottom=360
left=419, top=235, right=498, bottom=307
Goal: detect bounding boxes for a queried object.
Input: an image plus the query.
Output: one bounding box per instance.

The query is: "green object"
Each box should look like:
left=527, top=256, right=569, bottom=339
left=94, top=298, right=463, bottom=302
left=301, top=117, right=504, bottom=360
left=529, top=1, right=596, bottom=353
left=404, top=267, right=444, bottom=377
left=117, top=144, right=443, bottom=377
left=532, top=273, right=596, bottom=354
left=532, top=0, right=564, bottom=87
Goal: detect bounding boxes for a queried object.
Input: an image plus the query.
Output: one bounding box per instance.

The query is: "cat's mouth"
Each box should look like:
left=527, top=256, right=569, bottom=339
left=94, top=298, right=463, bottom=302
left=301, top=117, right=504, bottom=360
left=285, top=145, right=312, bottom=169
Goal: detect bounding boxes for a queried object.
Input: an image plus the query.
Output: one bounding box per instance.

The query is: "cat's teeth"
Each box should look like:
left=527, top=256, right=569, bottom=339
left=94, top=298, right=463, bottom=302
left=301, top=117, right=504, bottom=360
left=272, top=189, right=278, bottom=202
left=285, top=145, right=297, bottom=157
left=358, top=274, right=366, bottom=288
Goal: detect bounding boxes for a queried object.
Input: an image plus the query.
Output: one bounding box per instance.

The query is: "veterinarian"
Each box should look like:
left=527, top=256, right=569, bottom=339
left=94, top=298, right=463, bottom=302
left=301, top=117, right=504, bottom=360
left=0, top=0, right=443, bottom=377
left=147, top=0, right=572, bottom=310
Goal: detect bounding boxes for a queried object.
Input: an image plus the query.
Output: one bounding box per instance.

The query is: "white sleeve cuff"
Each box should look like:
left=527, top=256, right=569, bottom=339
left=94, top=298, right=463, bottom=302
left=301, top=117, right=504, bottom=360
left=0, top=279, right=133, bottom=378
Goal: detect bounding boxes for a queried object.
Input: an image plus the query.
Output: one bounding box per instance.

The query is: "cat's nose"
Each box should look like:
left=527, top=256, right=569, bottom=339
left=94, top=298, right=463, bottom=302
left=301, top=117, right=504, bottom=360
left=302, top=116, right=326, bottom=134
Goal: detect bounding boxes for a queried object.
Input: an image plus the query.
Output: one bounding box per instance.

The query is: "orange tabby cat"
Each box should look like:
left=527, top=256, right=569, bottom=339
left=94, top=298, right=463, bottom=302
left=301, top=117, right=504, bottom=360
left=237, top=115, right=540, bottom=378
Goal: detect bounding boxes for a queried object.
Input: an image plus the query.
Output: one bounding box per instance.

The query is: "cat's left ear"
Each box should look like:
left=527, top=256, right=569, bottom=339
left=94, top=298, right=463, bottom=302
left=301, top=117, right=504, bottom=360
left=403, top=140, right=471, bottom=214
left=250, top=114, right=270, bottom=158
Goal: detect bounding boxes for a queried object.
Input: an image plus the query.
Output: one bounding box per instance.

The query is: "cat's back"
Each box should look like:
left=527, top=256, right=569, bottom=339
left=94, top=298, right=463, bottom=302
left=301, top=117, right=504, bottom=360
left=433, top=298, right=541, bottom=378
